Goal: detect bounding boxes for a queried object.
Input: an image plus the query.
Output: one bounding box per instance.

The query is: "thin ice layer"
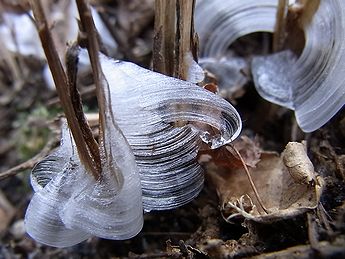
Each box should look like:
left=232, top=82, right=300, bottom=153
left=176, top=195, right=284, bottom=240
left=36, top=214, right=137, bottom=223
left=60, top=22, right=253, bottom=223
left=25, top=124, right=91, bottom=248
left=252, top=0, right=345, bottom=132
left=195, top=0, right=278, bottom=58
left=194, top=0, right=277, bottom=100
left=25, top=171, right=92, bottom=248
left=26, top=115, right=143, bottom=245
left=99, top=54, right=242, bottom=211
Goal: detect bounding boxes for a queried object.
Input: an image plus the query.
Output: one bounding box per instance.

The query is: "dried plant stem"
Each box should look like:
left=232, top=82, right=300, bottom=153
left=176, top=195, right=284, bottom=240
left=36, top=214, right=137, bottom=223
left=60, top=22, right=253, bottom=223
left=273, top=0, right=288, bottom=52
left=153, top=0, right=197, bottom=80
left=29, top=0, right=101, bottom=179
left=76, top=0, right=107, bottom=140
left=76, top=0, right=124, bottom=187
left=307, top=212, right=320, bottom=250
left=175, top=0, right=197, bottom=80
left=229, top=145, right=269, bottom=214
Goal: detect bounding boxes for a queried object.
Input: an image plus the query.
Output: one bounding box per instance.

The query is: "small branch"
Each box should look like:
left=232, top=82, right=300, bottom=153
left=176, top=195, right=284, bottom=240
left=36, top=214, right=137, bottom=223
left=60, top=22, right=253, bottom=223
left=29, top=0, right=101, bottom=179
left=0, top=138, right=57, bottom=181
left=229, top=144, right=269, bottom=214
left=76, top=0, right=107, bottom=142
left=76, top=0, right=124, bottom=187
left=307, top=211, right=320, bottom=250
left=66, top=44, right=101, bottom=173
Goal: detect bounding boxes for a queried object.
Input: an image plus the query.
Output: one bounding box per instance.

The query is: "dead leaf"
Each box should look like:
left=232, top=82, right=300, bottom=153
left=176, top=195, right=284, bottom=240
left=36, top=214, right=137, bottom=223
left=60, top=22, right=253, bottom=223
left=206, top=142, right=323, bottom=223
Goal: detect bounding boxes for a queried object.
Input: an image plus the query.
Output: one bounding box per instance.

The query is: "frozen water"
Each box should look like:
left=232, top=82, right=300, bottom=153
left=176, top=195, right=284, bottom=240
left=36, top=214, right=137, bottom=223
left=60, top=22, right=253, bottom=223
left=251, top=0, right=345, bottom=132
left=99, top=53, right=242, bottom=210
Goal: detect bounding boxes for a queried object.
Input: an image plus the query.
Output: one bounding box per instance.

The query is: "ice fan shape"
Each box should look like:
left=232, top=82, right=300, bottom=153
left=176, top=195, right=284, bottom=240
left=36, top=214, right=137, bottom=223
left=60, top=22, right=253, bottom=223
left=195, top=0, right=345, bottom=132
left=25, top=118, right=143, bottom=247
left=252, top=0, right=345, bottom=132
left=194, top=0, right=277, bottom=99
left=195, top=0, right=278, bottom=58
left=100, top=54, right=241, bottom=211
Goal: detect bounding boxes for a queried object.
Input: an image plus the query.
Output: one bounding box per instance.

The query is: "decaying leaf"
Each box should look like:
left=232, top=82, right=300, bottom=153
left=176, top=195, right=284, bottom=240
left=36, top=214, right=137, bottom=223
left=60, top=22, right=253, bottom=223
left=206, top=141, right=323, bottom=223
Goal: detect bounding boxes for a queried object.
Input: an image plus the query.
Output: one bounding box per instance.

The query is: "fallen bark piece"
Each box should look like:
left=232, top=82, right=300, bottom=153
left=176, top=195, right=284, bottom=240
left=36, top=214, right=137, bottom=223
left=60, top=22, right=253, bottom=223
left=206, top=141, right=323, bottom=223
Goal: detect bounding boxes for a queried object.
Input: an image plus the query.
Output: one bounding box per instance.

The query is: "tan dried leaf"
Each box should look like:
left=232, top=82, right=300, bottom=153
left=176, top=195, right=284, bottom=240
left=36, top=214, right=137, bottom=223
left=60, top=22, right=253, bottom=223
left=206, top=142, right=323, bottom=223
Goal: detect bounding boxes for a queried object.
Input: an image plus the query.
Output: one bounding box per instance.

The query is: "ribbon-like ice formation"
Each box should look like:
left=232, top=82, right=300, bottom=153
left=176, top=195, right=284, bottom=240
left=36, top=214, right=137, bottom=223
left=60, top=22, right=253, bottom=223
left=101, top=54, right=241, bottom=211
left=252, top=0, right=345, bottom=132
left=195, top=0, right=345, bottom=132
left=195, top=0, right=277, bottom=58
left=195, top=0, right=277, bottom=101
left=25, top=53, right=242, bottom=247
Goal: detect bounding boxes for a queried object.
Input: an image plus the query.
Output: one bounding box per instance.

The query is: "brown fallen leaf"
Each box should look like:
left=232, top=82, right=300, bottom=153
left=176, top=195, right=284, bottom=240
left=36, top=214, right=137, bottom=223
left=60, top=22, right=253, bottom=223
left=206, top=142, right=323, bottom=223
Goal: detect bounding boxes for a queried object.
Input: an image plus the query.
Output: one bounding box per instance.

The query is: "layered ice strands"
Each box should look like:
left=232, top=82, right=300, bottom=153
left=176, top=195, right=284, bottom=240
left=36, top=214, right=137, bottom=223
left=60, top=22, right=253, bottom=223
left=252, top=0, right=345, bottom=132
left=100, top=54, right=241, bottom=211
left=25, top=84, right=143, bottom=247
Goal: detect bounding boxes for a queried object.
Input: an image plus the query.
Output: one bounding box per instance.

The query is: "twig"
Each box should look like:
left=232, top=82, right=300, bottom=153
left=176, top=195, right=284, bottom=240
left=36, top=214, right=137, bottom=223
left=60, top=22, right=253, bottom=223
left=46, top=84, right=96, bottom=107
left=66, top=44, right=100, bottom=174
left=175, top=0, right=197, bottom=80
left=307, top=211, right=320, bottom=250
left=76, top=0, right=124, bottom=187
left=0, top=138, right=57, bottom=181
left=76, top=0, right=106, bottom=140
left=229, top=144, right=269, bottom=214
left=153, top=0, right=176, bottom=76
left=29, top=0, right=101, bottom=179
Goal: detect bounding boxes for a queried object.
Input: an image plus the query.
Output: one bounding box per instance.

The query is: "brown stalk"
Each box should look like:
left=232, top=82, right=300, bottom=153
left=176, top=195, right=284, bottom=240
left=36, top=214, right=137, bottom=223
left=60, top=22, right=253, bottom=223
left=153, top=0, right=176, bottom=76
left=76, top=0, right=107, bottom=141
left=66, top=44, right=101, bottom=172
left=229, top=144, right=269, bottom=214
left=153, top=0, right=198, bottom=80
left=273, top=0, right=288, bottom=52
left=76, top=0, right=124, bottom=187
left=174, top=0, right=197, bottom=80
left=29, top=0, right=101, bottom=179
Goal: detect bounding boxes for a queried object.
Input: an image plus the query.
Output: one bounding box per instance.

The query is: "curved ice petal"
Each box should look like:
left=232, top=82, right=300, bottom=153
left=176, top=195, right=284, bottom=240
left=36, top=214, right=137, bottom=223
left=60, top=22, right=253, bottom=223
left=99, top=54, right=242, bottom=210
left=195, top=0, right=278, bottom=58
left=199, top=57, right=248, bottom=99
left=252, top=0, right=345, bottom=132
left=252, top=50, right=296, bottom=109
left=25, top=166, right=91, bottom=248
left=30, top=122, right=74, bottom=192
